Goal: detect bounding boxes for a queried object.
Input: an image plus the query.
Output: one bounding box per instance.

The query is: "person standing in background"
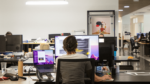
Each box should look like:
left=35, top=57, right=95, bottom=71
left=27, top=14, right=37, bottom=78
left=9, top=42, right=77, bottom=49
left=99, top=33, right=104, bottom=37
left=6, top=31, right=12, bottom=36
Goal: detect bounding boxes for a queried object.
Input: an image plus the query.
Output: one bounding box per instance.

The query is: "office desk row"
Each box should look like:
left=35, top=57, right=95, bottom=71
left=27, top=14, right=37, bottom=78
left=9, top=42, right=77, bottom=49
left=0, top=56, right=139, bottom=64
left=1, top=70, right=150, bottom=84
left=138, top=42, right=150, bottom=57
left=35, top=70, right=150, bottom=84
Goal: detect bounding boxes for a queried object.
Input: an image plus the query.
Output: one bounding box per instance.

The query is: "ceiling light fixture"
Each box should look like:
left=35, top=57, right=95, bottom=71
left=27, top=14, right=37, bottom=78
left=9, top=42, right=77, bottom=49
left=124, top=6, right=130, bottom=8
left=118, top=20, right=121, bottom=22
left=119, top=9, right=123, bottom=11
left=26, top=1, right=68, bottom=5
left=133, top=0, right=139, bottom=2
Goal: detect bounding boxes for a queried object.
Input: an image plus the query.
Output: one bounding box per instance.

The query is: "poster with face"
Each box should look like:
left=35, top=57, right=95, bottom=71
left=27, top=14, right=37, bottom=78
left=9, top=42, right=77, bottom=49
left=92, top=17, right=111, bottom=35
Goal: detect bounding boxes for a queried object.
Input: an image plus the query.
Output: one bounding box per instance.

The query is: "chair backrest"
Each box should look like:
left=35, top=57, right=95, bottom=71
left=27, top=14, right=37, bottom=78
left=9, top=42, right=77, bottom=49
left=130, top=38, right=135, bottom=50
left=56, top=58, right=95, bottom=84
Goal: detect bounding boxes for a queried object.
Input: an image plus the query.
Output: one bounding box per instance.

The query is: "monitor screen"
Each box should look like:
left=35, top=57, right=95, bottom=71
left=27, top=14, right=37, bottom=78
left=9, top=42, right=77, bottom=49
left=33, top=50, right=54, bottom=65
left=137, top=33, right=146, bottom=39
left=55, top=35, right=99, bottom=60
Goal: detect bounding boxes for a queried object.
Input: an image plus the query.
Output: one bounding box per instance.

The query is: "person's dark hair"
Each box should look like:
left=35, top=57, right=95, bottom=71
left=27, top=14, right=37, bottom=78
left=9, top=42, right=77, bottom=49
left=6, top=31, right=12, bottom=36
left=99, top=33, right=104, bottom=37
left=63, top=36, right=77, bottom=54
left=141, top=33, right=144, bottom=38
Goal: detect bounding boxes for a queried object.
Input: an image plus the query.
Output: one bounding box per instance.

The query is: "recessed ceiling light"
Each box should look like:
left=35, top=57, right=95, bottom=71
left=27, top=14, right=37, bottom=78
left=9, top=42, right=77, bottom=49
left=119, top=9, right=123, bottom=11
left=118, top=20, right=121, bottom=22
left=124, top=6, right=130, bottom=8
left=133, top=0, right=139, bottom=2
left=26, top=1, right=68, bottom=5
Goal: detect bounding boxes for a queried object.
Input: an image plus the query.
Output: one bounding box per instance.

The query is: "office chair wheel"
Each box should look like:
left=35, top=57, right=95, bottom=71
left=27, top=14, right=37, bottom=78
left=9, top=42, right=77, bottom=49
left=36, top=70, right=54, bottom=81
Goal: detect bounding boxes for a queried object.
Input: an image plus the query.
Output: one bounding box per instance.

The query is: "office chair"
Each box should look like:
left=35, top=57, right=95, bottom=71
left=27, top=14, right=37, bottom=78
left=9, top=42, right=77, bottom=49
left=56, top=59, right=95, bottom=84
left=130, top=38, right=140, bottom=57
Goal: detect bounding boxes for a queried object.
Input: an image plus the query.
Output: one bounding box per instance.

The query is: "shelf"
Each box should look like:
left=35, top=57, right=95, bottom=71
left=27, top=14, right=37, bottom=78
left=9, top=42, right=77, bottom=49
left=23, top=43, right=55, bottom=44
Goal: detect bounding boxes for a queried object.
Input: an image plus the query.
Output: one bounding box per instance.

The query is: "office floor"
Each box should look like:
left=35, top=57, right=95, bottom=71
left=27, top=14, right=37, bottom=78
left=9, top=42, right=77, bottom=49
left=119, top=48, right=150, bottom=70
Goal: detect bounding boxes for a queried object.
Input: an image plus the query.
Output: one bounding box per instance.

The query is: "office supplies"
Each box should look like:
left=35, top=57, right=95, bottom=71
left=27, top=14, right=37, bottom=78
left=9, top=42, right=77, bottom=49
left=4, top=73, right=26, bottom=81
left=33, top=50, right=55, bottom=73
left=55, top=35, right=99, bottom=60
left=40, top=43, right=50, bottom=50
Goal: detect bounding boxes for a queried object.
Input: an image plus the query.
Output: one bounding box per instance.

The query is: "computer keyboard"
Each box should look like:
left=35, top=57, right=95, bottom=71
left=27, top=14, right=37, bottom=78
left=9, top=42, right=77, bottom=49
left=37, top=66, right=53, bottom=69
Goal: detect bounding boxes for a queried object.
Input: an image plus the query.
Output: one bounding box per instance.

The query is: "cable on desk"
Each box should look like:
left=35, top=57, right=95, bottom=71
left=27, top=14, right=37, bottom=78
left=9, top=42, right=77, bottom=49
left=28, top=66, right=35, bottom=80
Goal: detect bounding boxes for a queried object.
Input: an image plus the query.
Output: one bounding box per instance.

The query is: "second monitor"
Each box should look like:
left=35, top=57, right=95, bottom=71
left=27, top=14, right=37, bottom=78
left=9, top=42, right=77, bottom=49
left=55, top=35, right=99, bottom=60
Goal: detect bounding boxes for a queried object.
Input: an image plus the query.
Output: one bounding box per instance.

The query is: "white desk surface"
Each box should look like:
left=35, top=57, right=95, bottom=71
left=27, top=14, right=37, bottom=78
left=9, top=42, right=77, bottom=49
left=0, top=76, right=36, bottom=84
left=23, top=58, right=33, bottom=64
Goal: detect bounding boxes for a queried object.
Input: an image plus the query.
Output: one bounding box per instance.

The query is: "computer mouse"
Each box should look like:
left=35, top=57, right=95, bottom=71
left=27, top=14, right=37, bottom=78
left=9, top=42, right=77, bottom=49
left=10, top=75, right=19, bottom=81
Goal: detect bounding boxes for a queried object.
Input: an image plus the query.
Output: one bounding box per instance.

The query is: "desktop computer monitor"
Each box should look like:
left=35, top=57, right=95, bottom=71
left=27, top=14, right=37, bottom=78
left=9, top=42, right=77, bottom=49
left=99, top=37, right=117, bottom=51
left=143, top=33, right=146, bottom=37
left=0, top=35, right=6, bottom=53
left=137, top=33, right=141, bottom=39
left=99, top=44, right=114, bottom=68
left=55, top=35, right=99, bottom=60
left=33, top=50, right=54, bottom=65
left=48, top=34, right=61, bottom=40
left=146, top=33, right=149, bottom=41
left=6, top=35, right=23, bottom=52
left=137, top=33, right=146, bottom=39
left=61, top=33, right=71, bottom=36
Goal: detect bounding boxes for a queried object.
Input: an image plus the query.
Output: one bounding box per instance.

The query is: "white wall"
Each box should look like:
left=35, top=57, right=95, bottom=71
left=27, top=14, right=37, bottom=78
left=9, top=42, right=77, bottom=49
left=0, top=0, right=118, bottom=40
left=122, top=14, right=131, bottom=34
left=144, top=13, right=150, bottom=33
left=130, top=15, right=143, bottom=37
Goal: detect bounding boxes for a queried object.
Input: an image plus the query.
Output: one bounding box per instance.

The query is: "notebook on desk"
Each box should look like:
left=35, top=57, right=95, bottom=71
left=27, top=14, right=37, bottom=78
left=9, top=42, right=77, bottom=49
left=33, top=50, right=56, bottom=73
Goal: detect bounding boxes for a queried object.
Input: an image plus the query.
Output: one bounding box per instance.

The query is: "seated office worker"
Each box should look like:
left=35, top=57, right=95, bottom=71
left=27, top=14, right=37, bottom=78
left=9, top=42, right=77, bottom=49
left=135, top=33, right=144, bottom=42
left=99, top=33, right=104, bottom=37
left=56, top=36, right=112, bottom=84
left=6, top=31, right=12, bottom=36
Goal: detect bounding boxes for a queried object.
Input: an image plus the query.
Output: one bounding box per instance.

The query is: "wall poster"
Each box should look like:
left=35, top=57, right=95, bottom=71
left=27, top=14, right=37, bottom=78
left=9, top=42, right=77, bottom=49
left=91, top=17, right=111, bottom=35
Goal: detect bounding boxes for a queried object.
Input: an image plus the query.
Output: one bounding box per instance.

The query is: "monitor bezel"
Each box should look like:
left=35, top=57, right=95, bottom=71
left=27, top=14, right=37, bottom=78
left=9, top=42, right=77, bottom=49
left=54, top=35, right=99, bottom=61
left=33, top=50, right=54, bottom=66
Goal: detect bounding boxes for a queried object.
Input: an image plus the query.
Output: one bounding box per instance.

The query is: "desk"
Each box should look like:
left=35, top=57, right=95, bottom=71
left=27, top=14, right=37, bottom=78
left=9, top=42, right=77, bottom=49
left=115, top=56, right=139, bottom=70
left=0, top=76, right=36, bottom=84
left=0, top=58, right=19, bottom=62
left=114, top=56, right=139, bottom=62
left=138, top=42, right=150, bottom=57
left=23, top=58, right=34, bottom=65
left=34, top=70, right=150, bottom=84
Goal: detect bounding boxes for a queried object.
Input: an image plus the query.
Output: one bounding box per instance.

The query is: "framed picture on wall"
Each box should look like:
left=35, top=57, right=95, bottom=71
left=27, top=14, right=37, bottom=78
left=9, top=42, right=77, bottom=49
left=91, top=16, right=111, bottom=35
left=87, top=10, right=115, bottom=37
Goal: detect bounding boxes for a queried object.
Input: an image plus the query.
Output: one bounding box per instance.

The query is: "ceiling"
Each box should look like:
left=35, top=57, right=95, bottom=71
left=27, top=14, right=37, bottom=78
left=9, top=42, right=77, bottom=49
left=119, top=0, right=150, bottom=17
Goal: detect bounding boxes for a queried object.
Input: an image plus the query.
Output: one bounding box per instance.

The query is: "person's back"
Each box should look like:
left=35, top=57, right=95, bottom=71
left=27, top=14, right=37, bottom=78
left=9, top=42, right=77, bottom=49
left=57, top=54, right=92, bottom=84
left=60, top=61, right=90, bottom=84
left=56, top=35, right=112, bottom=84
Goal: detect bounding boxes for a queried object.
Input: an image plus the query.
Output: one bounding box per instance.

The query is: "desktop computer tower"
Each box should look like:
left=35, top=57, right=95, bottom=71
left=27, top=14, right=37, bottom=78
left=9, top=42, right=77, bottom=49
left=99, top=44, right=114, bottom=68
